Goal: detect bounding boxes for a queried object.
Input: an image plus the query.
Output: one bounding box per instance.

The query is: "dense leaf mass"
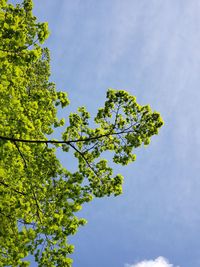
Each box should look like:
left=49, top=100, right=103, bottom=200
left=0, top=0, right=164, bottom=266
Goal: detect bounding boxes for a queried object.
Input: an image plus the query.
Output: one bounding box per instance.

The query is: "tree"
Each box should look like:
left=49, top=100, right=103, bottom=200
left=0, top=0, right=164, bottom=266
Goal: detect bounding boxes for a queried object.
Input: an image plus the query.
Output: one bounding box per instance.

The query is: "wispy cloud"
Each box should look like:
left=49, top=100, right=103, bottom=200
left=125, top=257, right=178, bottom=267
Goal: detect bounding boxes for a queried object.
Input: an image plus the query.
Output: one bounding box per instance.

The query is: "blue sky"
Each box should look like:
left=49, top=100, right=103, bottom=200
left=10, top=0, right=200, bottom=266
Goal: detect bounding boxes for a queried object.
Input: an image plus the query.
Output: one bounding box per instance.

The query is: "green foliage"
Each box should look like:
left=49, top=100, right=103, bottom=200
left=0, top=0, right=164, bottom=266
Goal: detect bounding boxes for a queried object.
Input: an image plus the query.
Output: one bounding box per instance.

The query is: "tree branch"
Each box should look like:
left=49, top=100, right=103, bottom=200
left=0, top=126, right=136, bottom=145
left=0, top=180, right=27, bottom=196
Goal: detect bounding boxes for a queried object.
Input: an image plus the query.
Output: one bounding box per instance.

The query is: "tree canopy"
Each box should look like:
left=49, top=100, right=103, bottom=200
left=0, top=0, right=164, bottom=266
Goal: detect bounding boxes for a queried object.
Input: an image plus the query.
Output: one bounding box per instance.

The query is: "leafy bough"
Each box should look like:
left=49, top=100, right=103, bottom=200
left=0, top=89, right=163, bottom=266
left=0, top=0, right=163, bottom=266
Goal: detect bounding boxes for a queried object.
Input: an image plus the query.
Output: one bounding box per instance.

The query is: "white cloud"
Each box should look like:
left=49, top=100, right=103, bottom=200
left=125, top=257, right=178, bottom=267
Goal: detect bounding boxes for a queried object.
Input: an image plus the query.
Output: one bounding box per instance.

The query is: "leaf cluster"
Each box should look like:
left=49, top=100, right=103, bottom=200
left=0, top=1, right=164, bottom=266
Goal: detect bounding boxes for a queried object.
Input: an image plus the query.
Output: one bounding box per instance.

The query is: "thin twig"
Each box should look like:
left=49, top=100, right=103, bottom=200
left=68, top=143, right=98, bottom=176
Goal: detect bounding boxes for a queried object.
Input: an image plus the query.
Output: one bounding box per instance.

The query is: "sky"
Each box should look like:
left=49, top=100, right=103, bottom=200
left=9, top=0, right=200, bottom=266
